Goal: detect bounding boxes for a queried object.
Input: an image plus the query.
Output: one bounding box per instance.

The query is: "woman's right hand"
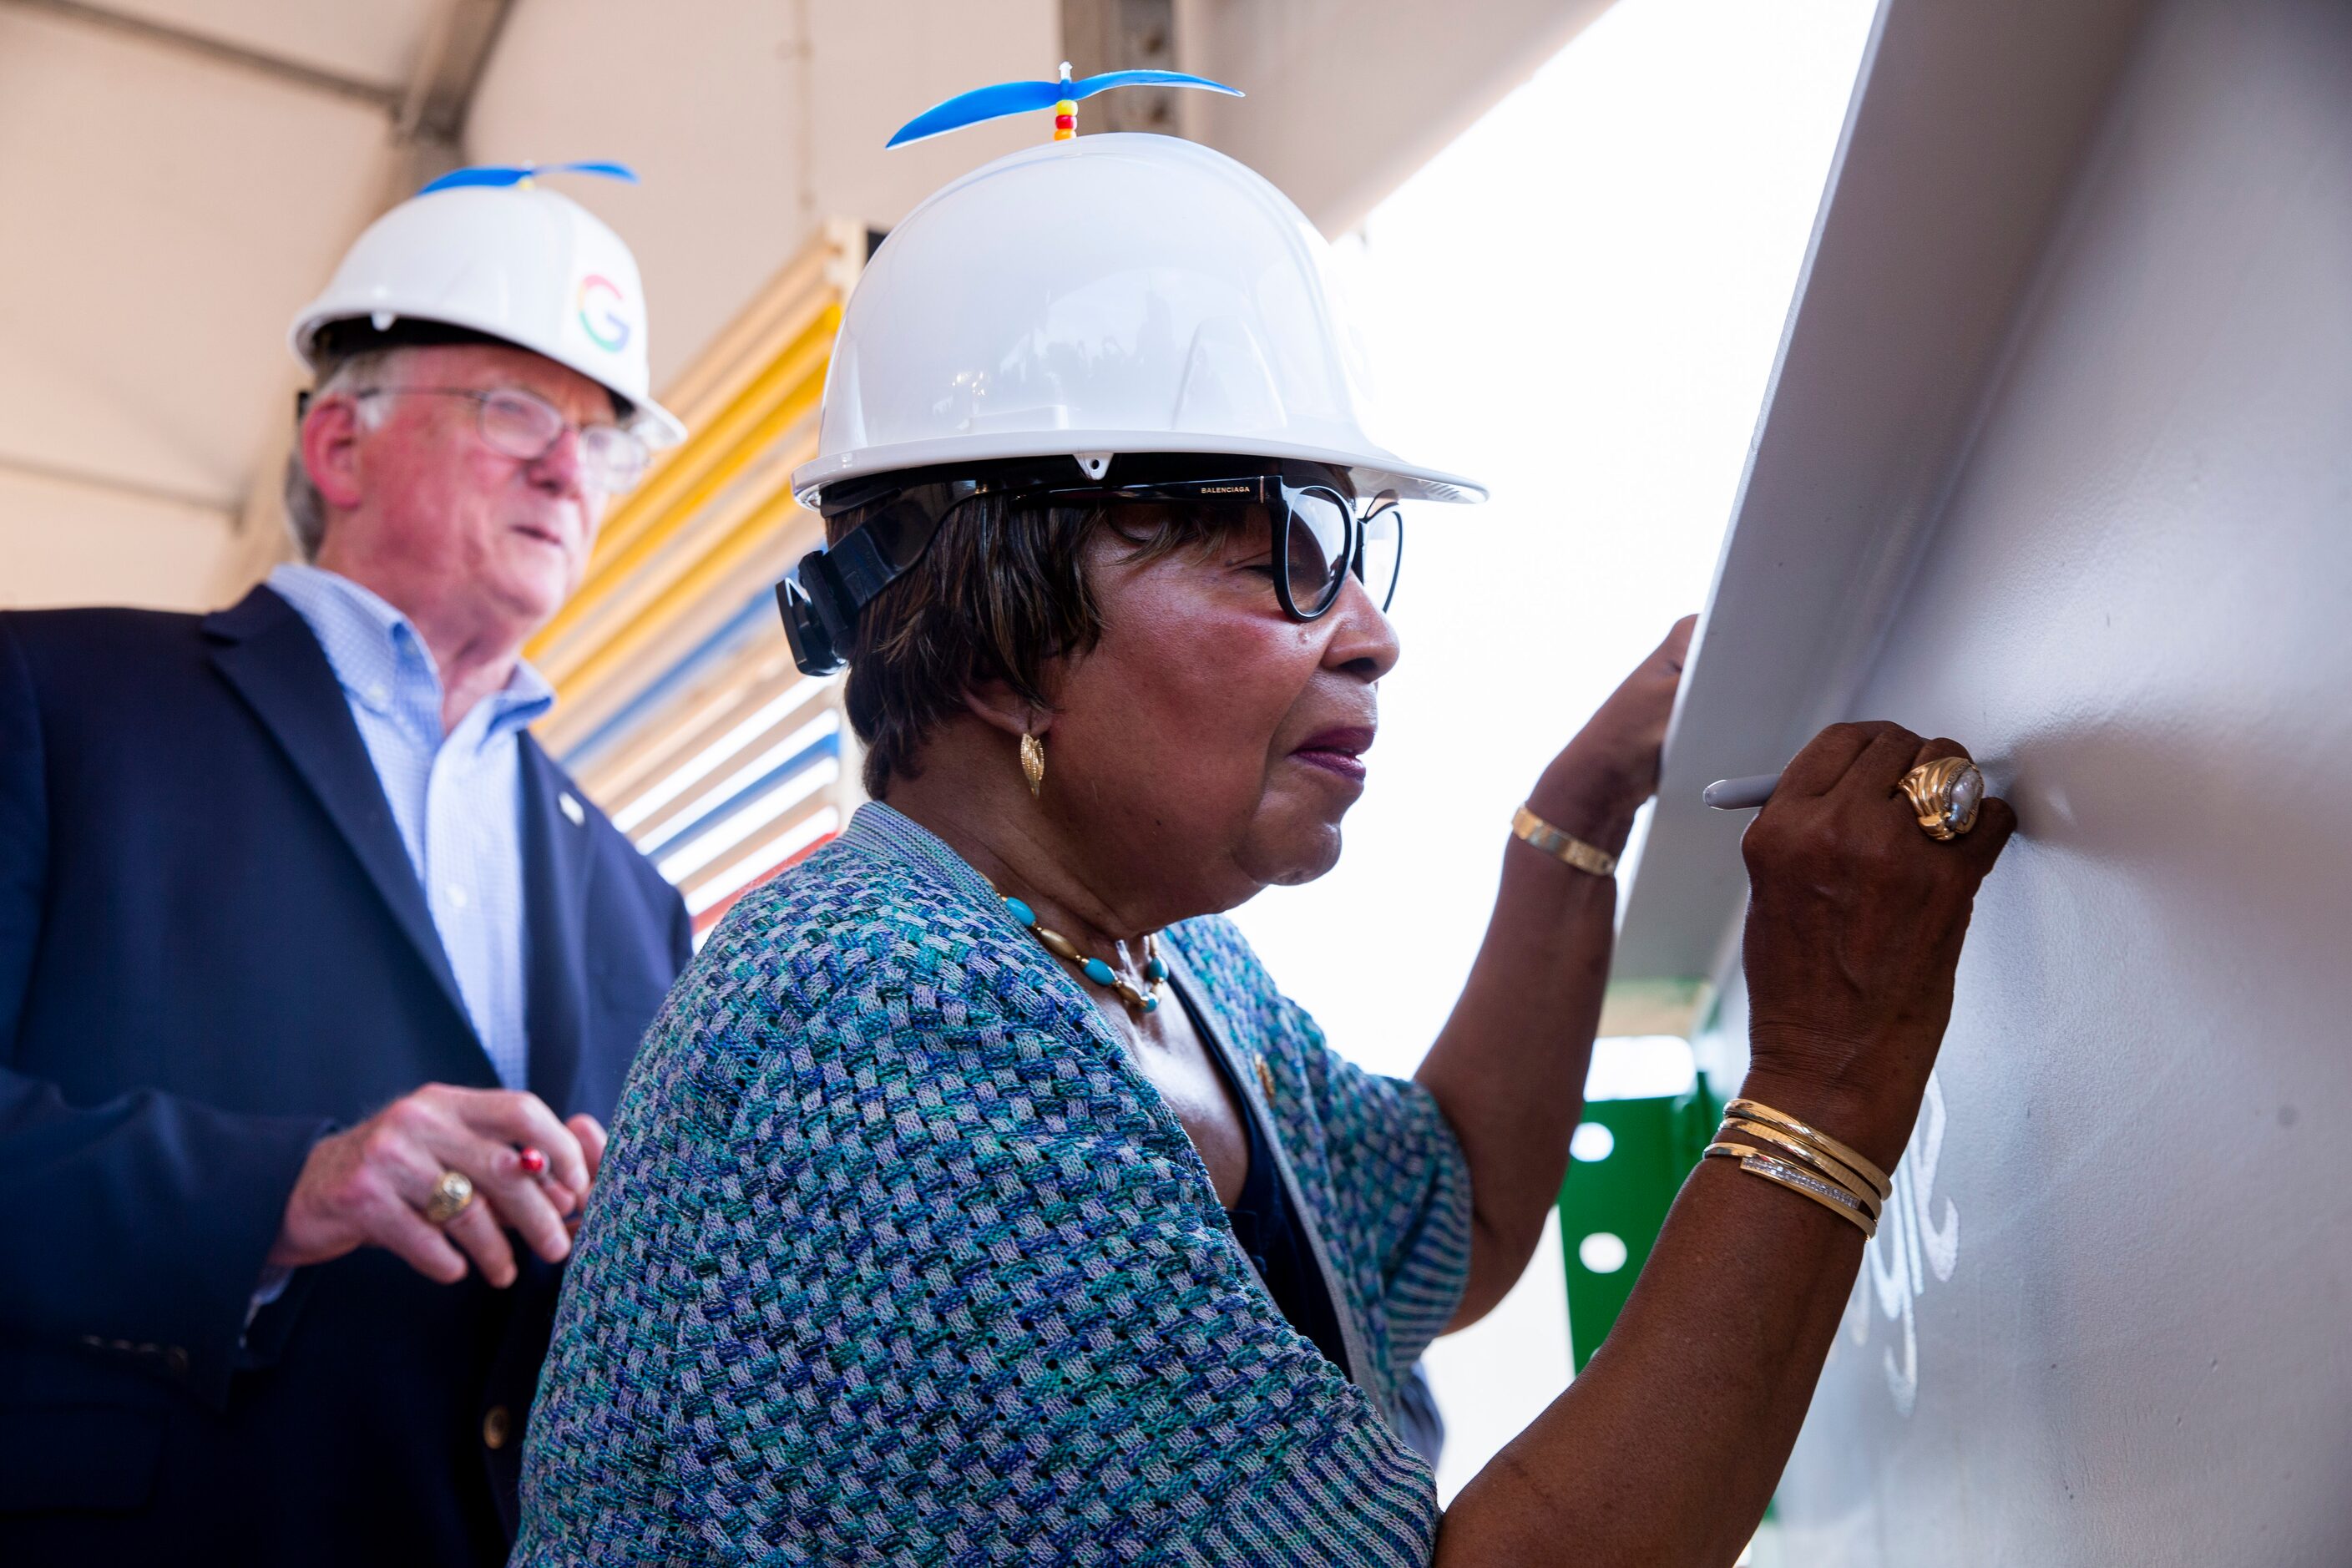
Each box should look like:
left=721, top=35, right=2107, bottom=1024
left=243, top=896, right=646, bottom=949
left=1735, top=721, right=2018, bottom=1169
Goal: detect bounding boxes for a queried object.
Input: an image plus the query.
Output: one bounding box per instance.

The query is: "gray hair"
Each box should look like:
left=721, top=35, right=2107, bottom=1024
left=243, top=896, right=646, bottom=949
left=282, top=346, right=407, bottom=560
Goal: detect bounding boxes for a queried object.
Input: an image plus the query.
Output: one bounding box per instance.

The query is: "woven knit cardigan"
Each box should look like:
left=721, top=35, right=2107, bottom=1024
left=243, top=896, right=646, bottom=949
left=516, top=802, right=1474, bottom=1565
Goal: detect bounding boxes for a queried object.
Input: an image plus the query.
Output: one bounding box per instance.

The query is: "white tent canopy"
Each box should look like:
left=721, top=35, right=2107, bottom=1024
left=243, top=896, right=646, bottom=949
left=0, top=0, right=1608, bottom=611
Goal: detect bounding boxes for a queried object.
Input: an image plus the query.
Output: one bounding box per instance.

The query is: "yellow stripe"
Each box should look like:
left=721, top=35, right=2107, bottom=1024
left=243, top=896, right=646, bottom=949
left=579, top=299, right=840, bottom=581
left=675, top=793, right=837, bottom=908
left=548, top=483, right=811, bottom=713
left=542, top=412, right=814, bottom=684
left=530, top=223, right=864, bottom=827
left=536, top=446, right=792, bottom=686
left=537, top=412, right=817, bottom=695
left=538, top=513, right=812, bottom=751
left=660, top=235, right=848, bottom=423
left=529, top=306, right=838, bottom=670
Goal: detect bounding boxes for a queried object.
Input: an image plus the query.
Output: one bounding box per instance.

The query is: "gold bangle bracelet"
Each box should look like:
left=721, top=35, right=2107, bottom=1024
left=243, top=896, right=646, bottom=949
left=1723, top=1097, right=1892, bottom=1201
left=1717, top=1115, right=1883, bottom=1218
left=1510, top=803, right=1618, bottom=877
left=1705, top=1142, right=1877, bottom=1237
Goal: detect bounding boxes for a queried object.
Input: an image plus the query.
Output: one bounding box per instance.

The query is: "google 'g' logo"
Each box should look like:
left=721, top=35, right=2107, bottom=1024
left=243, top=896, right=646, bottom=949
left=577, top=275, right=631, bottom=353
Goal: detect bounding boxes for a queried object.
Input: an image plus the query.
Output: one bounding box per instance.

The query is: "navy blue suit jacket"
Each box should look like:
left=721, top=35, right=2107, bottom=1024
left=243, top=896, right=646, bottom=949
left=0, top=586, right=690, bottom=1564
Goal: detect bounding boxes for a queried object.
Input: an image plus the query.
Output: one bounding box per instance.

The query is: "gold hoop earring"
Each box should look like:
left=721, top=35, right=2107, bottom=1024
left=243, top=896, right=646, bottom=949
left=1019, top=731, right=1046, bottom=799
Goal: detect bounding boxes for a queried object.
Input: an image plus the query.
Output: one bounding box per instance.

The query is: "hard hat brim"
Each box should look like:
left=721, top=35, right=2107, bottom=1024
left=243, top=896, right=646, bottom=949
left=626, top=395, right=688, bottom=449
left=792, top=432, right=1485, bottom=509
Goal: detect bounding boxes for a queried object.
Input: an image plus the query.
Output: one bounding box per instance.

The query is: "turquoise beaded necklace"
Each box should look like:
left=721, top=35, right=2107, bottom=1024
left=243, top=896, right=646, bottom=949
left=1002, top=893, right=1169, bottom=1014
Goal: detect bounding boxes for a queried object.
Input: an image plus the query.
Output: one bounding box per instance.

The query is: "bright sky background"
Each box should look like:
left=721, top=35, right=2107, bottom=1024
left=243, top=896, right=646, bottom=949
left=1222, top=0, right=1878, bottom=1503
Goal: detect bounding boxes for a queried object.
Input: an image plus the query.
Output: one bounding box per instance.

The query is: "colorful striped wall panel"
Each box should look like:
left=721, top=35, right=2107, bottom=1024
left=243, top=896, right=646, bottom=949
left=531, top=221, right=869, bottom=938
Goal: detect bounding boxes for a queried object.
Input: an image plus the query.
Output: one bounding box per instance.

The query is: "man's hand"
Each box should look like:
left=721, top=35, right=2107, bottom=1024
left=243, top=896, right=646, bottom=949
left=267, top=1085, right=604, bottom=1287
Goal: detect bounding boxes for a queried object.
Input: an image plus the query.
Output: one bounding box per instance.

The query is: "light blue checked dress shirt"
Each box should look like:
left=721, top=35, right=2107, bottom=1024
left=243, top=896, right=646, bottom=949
left=266, top=564, right=554, bottom=1090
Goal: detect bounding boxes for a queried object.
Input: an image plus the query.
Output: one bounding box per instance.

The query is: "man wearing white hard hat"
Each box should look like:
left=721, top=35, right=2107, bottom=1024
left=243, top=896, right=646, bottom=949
left=0, top=166, right=692, bottom=1564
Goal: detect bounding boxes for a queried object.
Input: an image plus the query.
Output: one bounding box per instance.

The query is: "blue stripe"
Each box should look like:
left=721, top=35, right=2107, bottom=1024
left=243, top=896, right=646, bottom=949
left=641, top=731, right=841, bottom=862
left=555, top=585, right=779, bottom=775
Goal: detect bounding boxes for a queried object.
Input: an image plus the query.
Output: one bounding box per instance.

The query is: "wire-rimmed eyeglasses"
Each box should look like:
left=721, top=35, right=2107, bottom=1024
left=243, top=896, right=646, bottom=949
left=350, top=386, right=649, bottom=495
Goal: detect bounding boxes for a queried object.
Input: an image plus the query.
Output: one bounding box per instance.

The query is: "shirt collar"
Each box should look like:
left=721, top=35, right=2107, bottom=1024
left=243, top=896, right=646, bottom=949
left=266, top=563, right=556, bottom=740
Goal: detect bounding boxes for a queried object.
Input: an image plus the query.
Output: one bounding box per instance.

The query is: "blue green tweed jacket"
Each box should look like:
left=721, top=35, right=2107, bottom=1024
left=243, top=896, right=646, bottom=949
left=517, top=802, right=1473, bottom=1564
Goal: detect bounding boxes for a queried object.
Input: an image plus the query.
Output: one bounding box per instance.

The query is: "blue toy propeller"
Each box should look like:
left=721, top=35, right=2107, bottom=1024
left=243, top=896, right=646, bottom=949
left=887, top=63, right=1242, bottom=148
left=415, top=160, right=640, bottom=196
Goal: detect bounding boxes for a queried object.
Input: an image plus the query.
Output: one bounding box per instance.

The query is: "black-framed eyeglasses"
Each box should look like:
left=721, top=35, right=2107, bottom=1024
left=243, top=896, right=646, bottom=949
left=1062, top=473, right=1402, bottom=623
left=350, top=386, right=649, bottom=495
left=776, top=457, right=1404, bottom=677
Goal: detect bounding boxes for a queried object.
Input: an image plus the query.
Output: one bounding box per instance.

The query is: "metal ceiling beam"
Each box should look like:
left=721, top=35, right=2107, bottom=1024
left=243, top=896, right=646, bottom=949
left=0, top=451, right=231, bottom=516
left=1060, top=0, right=1178, bottom=134
left=0, top=0, right=402, bottom=113
left=394, top=0, right=514, bottom=148
left=2, top=0, right=513, bottom=152
left=3, top=0, right=522, bottom=594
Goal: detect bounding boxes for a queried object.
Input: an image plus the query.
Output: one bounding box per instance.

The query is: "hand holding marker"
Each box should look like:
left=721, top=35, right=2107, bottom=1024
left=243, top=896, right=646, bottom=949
left=1707, top=756, right=1990, bottom=843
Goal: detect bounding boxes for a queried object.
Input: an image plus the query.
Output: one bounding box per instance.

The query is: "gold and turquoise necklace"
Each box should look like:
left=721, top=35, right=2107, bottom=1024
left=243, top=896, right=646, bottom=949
left=1001, top=893, right=1168, bottom=1014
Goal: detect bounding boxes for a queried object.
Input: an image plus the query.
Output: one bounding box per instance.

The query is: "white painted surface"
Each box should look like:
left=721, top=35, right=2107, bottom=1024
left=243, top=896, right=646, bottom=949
left=465, top=0, right=1058, bottom=391
left=1175, top=0, right=1613, bottom=234
left=94, top=0, right=442, bottom=83
left=0, top=7, right=391, bottom=514
left=1423, top=1209, right=1571, bottom=1505
left=1220, top=0, right=1874, bottom=1496
left=1665, top=0, right=2352, bottom=1558
left=0, top=468, right=236, bottom=611
left=1613, top=0, right=2152, bottom=983
left=1231, top=0, right=1874, bottom=1082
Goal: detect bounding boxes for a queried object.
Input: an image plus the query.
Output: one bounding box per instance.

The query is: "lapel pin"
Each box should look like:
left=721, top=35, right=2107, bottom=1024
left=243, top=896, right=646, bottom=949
left=559, top=792, right=586, bottom=827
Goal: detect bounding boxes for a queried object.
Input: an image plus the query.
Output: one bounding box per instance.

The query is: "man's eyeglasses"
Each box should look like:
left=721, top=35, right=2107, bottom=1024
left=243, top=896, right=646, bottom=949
left=351, top=387, right=649, bottom=495
left=776, top=459, right=1404, bottom=677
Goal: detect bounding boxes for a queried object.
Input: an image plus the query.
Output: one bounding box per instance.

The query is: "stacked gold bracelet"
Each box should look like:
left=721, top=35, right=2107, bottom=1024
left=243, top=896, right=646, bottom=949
left=1702, top=1097, right=1892, bottom=1238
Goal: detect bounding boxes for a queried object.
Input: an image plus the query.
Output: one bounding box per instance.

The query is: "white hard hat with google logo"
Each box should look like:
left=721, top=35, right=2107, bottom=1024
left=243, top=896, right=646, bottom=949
left=289, top=162, right=685, bottom=449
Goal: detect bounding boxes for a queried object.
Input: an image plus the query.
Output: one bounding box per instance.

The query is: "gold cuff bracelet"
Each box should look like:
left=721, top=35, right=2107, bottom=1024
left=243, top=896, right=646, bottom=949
left=1510, top=803, right=1618, bottom=878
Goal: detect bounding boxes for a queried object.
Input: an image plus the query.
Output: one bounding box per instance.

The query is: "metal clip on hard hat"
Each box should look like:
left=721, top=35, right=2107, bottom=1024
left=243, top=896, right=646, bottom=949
left=775, top=505, right=915, bottom=677
left=775, top=569, right=846, bottom=677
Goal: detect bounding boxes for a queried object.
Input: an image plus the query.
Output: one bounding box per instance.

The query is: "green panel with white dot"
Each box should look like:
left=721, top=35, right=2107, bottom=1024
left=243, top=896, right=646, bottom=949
left=1555, top=1080, right=1723, bottom=1371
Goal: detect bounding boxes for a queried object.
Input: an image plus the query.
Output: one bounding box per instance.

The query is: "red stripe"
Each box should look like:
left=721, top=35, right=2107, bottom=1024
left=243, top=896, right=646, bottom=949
left=691, top=832, right=838, bottom=934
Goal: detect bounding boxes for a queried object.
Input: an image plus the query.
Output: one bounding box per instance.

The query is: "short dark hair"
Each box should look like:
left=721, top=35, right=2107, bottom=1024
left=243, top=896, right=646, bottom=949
left=830, top=483, right=1249, bottom=798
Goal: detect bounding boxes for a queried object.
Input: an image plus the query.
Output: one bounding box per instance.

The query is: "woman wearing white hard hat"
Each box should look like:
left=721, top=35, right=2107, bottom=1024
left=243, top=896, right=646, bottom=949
left=520, top=76, right=2014, bottom=1564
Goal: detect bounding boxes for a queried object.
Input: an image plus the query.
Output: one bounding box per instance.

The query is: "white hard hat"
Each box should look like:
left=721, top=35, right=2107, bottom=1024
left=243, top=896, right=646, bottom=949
left=290, top=176, right=685, bottom=447
left=791, top=133, right=1483, bottom=506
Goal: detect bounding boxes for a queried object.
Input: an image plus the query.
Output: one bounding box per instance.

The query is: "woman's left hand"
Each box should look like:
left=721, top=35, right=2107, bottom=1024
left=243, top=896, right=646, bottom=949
left=1526, top=615, right=1697, bottom=850
left=1426, top=613, right=1698, bottom=1328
